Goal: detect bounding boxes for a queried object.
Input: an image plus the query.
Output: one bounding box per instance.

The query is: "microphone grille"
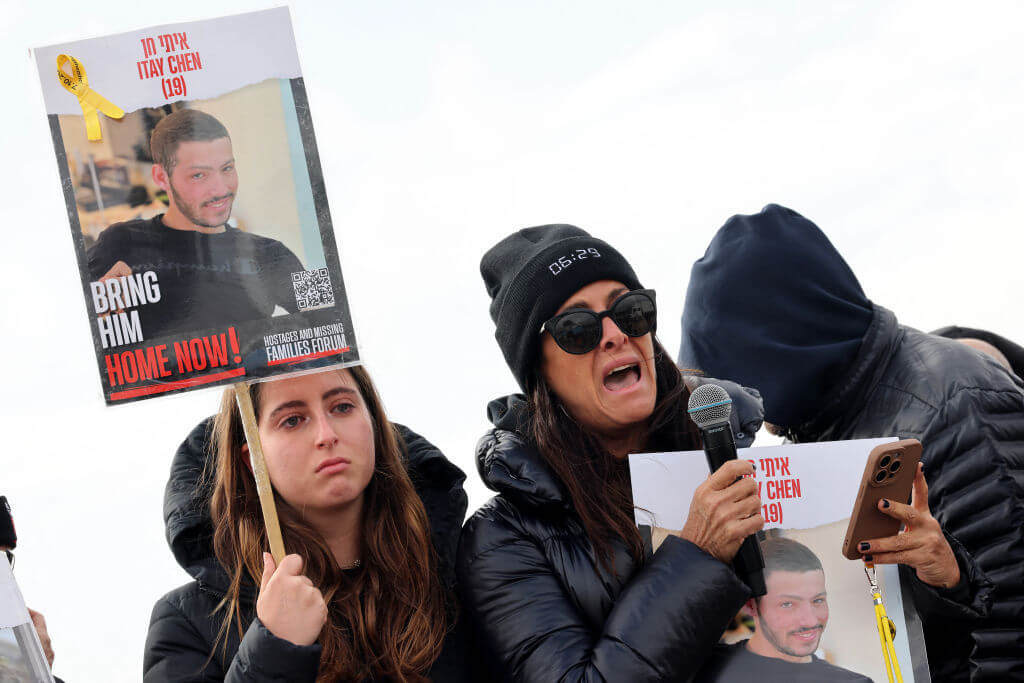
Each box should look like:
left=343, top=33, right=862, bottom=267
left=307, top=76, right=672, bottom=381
left=687, top=383, right=733, bottom=428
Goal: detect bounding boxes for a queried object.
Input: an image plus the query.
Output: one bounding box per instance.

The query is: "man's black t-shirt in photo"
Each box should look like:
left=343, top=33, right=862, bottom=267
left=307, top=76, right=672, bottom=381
left=87, top=215, right=307, bottom=340
left=695, top=641, right=874, bottom=683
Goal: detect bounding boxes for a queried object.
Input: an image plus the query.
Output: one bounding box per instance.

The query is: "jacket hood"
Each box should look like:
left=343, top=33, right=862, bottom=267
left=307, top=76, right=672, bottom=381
left=931, top=325, right=1024, bottom=379
left=163, top=417, right=467, bottom=598
left=477, top=395, right=569, bottom=509
left=477, top=377, right=764, bottom=509
left=678, top=204, right=875, bottom=428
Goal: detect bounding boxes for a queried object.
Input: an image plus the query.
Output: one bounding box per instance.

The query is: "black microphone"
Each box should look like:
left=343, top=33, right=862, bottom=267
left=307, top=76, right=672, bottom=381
left=687, top=384, right=766, bottom=596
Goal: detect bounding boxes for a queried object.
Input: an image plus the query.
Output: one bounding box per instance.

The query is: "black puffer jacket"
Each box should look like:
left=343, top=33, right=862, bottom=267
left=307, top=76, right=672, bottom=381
left=931, top=325, right=1024, bottom=380
left=456, top=378, right=762, bottom=683
left=143, top=417, right=471, bottom=682
left=679, top=205, right=1023, bottom=682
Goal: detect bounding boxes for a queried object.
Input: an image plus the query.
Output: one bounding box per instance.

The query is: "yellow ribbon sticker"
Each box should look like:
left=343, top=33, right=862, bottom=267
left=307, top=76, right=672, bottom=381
left=57, top=55, right=124, bottom=141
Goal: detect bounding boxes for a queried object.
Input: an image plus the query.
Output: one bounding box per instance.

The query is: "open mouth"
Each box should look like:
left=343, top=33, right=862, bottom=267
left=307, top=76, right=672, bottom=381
left=603, top=362, right=641, bottom=391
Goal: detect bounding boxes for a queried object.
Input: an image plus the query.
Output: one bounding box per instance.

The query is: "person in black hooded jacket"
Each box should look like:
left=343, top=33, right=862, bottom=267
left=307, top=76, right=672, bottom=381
left=143, top=366, right=472, bottom=682
left=459, top=224, right=968, bottom=683
left=679, top=204, right=1018, bottom=682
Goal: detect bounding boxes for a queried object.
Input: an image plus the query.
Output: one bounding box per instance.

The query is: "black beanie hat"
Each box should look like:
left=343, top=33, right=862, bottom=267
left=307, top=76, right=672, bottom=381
left=481, top=224, right=642, bottom=390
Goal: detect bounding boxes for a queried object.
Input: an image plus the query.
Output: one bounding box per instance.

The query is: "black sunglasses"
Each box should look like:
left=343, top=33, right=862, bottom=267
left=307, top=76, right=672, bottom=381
left=540, top=289, right=657, bottom=355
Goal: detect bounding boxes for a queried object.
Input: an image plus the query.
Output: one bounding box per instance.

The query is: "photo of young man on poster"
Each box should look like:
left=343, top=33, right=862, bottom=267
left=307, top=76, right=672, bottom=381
left=39, top=9, right=358, bottom=404
left=87, top=108, right=306, bottom=340
left=696, top=536, right=872, bottom=683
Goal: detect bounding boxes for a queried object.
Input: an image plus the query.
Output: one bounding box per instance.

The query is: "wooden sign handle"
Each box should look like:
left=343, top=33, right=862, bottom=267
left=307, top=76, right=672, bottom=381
left=233, top=382, right=286, bottom=564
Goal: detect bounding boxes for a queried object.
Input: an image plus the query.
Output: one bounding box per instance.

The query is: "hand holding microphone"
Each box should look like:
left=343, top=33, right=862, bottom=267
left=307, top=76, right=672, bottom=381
left=682, top=384, right=766, bottom=596
left=680, top=459, right=762, bottom=563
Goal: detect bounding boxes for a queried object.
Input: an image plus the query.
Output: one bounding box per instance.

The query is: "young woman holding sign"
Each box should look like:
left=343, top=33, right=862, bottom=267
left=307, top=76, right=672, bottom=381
left=457, top=224, right=988, bottom=682
left=143, top=366, right=472, bottom=682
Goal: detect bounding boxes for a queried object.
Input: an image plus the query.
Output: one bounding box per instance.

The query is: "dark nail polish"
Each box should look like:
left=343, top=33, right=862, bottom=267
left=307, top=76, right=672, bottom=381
left=859, top=542, right=870, bottom=552
left=881, top=499, right=890, bottom=509
left=864, top=555, right=874, bottom=562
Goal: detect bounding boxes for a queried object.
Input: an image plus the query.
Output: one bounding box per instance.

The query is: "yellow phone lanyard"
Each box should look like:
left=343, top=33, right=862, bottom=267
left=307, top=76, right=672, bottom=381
left=864, top=560, right=904, bottom=683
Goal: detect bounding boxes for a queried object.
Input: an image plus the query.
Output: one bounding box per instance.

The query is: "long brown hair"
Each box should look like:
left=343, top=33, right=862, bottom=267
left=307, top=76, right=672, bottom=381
left=209, top=366, right=447, bottom=682
left=528, top=338, right=702, bottom=569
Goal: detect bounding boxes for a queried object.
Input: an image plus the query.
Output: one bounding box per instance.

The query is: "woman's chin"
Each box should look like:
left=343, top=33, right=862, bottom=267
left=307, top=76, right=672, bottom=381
left=590, top=400, right=655, bottom=446
left=600, top=382, right=656, bottom=421
left=291, top=488, right=364, bottom=516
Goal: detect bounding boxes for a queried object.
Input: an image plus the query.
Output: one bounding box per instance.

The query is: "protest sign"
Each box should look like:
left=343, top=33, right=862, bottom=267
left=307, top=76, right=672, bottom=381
left=630, top=438, right=933, bottom=683
left=34, top=7, right=359, bottom=405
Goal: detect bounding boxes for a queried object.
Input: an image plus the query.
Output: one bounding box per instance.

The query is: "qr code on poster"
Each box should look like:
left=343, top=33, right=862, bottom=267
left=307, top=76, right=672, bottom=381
left=292, top=268, right=335, bottom=311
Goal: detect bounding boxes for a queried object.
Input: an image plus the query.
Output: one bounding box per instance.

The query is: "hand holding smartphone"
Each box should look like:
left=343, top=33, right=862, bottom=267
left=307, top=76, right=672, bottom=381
left=842, top=439, right=961, bottom=589
left=842, top=440, right=922, bottom=560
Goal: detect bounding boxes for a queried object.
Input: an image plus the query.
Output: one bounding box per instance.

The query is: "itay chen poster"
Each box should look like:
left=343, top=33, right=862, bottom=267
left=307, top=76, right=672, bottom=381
left=34, top=7, right=358, bottom=404
left=631, top=438, right=937, bottom=683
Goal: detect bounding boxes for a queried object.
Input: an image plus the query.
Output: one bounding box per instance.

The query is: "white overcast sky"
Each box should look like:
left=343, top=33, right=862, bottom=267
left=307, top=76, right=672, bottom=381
left=3, top=2, right=1023, bottom=680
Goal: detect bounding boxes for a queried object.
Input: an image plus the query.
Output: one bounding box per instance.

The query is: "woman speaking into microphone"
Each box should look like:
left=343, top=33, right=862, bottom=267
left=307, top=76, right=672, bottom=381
left=457, top=225, right=765, bottom=682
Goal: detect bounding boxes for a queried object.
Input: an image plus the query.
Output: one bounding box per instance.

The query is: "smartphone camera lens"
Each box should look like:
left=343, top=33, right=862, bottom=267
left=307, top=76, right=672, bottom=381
left=889, top=460, right=901, bottom=473
left=875, top=470, right=888, bottom=483
left=879, top=455, right=892, bottom=468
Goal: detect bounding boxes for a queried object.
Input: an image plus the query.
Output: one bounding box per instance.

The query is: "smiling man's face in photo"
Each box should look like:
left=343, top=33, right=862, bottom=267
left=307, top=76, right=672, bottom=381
left=751, top=568, right=829, bottom=662
left=161, top=137, right=238, bottom=230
